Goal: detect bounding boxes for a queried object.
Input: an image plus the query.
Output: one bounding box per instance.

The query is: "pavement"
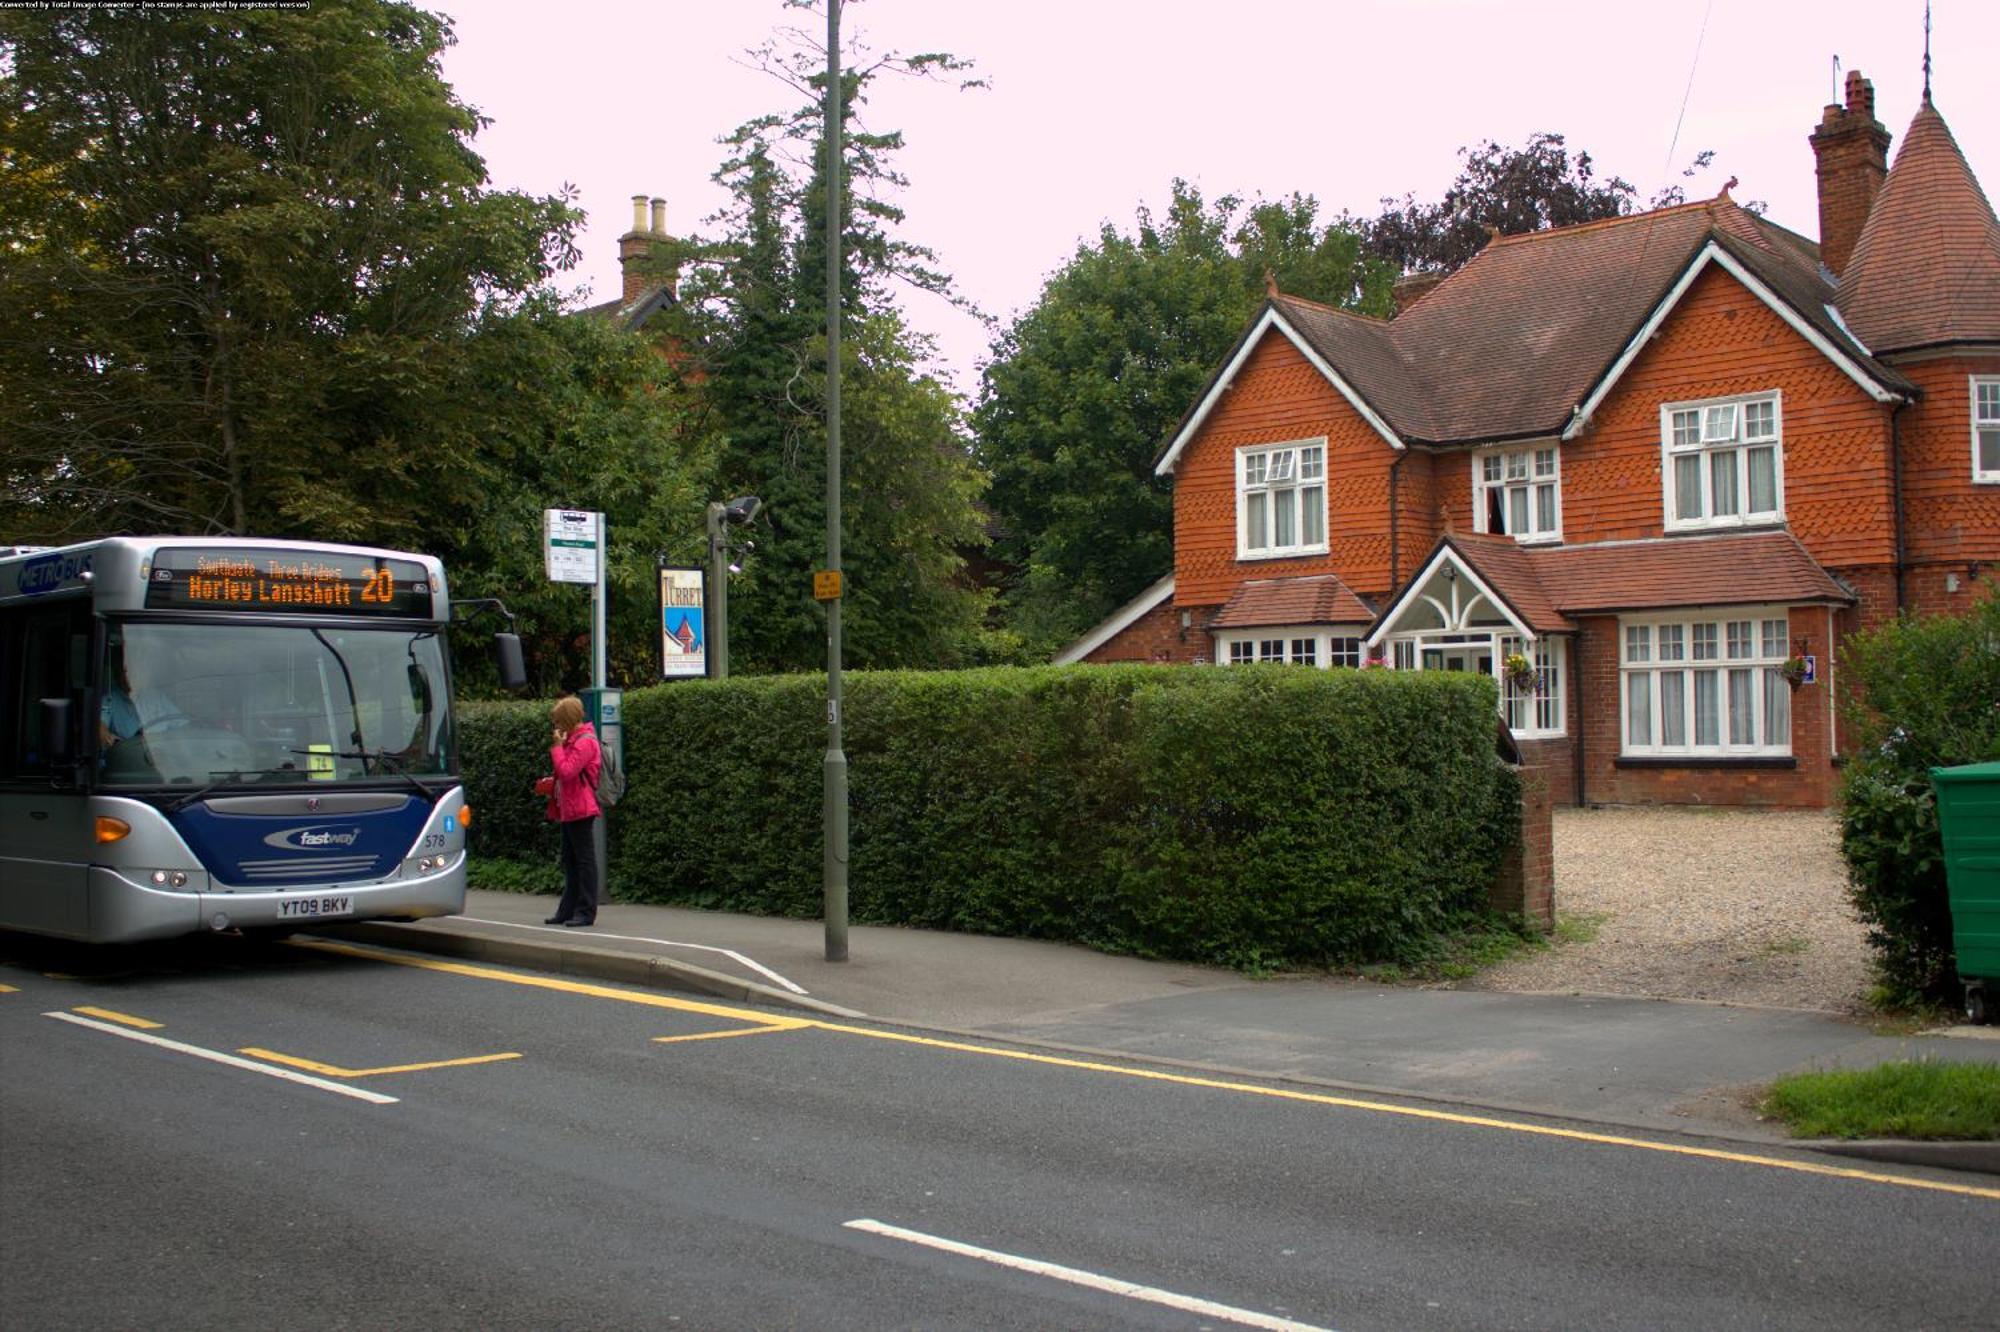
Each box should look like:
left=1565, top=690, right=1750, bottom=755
left=326, top=888, right=2000, bottom=1176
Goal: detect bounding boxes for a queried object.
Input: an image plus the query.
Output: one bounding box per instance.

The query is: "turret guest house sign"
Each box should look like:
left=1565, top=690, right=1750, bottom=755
left=658, top=564, right=707, bottom=679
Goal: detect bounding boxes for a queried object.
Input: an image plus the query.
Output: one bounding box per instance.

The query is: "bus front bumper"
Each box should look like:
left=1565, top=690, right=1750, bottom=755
left=88, top=860, right=467, bottom=943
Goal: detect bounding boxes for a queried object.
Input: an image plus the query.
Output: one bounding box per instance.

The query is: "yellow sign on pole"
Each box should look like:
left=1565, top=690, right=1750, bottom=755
left=814, top=570, right=843, bottom=601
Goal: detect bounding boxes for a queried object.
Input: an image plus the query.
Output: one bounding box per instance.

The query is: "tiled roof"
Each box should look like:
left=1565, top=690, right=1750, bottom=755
left=1526, top=531, right=1853, bottom=613
left=1264, top=199, right=1905, bottom=447
left=1369, top=530, right=1853, bottom=640
left=1839, top=100, right=2000, bottom=354
left=1210, top=573, right=1373, bottom=628
left=1441, top=532, right=1576, bottom=633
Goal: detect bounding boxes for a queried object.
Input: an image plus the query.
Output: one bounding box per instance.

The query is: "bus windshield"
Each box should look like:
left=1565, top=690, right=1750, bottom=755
left=99, top=622, right=453, bottom=788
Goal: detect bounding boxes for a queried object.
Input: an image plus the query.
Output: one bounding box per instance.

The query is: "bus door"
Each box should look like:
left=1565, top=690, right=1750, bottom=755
left=0, top=600, right=94, bottom=937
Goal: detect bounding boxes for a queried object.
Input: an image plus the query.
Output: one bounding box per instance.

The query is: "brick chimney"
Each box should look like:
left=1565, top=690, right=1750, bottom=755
left=1391, top=269, right=1446, bottom=316
left=1809, top=70, right=1891, bottom=278
left=618, top=193, right=673, bottom=305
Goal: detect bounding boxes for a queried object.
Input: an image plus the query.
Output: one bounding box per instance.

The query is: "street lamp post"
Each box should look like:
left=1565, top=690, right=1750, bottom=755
left=823, top=0, right=849, bottom=962
left=705, top=496, right=761, bottom=681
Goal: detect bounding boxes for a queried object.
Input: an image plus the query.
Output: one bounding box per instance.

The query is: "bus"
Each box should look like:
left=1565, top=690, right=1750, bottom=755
left=0, top=537, right=524, bottom=943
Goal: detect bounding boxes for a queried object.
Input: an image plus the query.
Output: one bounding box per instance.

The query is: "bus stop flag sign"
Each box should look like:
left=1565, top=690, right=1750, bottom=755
left=544, top=509, right=600, bottom=584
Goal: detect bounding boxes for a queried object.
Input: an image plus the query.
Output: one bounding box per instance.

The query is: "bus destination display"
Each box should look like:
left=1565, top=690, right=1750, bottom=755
left=144, top=548, right=432, bottom=617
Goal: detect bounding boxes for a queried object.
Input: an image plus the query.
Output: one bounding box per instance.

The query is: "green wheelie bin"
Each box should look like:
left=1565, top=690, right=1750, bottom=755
left=1931, top=760, right=2000, bottom=1024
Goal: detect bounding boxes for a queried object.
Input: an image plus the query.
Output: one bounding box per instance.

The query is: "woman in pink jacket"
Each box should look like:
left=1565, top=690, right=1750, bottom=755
left=543, top=695, right=602, bottom=927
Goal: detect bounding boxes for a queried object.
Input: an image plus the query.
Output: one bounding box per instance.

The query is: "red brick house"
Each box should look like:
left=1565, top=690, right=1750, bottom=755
left=1059, top=74, right=1999, bottom=808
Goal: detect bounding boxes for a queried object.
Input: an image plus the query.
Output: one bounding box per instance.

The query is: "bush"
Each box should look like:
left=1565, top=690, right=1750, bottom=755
left=457, top=664, right=1519, bottom=969
left=1839, top=586, right=2000, bottom=1004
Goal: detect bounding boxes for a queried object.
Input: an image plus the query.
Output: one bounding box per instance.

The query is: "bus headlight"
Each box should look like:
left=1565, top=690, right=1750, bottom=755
left=146, top=870, right=190, bottom=888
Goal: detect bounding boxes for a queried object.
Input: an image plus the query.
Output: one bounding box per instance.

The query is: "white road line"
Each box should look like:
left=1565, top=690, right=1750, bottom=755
left=844, top=1219, right=1335, bottom=1332
left=43, top=1012, right=398, bottom=1105
left=462, top=917, right=810, bottom=994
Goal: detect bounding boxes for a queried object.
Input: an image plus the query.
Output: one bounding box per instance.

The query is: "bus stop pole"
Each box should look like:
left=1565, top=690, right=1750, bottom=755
left=591, top=512, right=608, bottom=908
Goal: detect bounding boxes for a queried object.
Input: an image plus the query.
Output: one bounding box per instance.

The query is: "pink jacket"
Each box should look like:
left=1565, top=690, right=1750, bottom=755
left=549, top=722, right=602, bottom=822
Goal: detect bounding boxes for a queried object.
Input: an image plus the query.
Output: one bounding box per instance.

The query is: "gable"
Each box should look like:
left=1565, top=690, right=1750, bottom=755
left=1564, top=240, right=1907, bottom=440
left=1154, top=307, right=1403, bottom=477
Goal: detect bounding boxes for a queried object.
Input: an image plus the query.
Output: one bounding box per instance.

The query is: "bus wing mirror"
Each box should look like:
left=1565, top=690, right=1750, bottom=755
left=493, top=633, right=528, bottom=693
left=39, top=697, right=74, bottom=766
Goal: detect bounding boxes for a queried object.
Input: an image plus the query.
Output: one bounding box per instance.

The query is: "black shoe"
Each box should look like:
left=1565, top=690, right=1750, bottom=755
left=543, top=914, right=566, bottom=925
left=563, top=917, right=595, bottom=928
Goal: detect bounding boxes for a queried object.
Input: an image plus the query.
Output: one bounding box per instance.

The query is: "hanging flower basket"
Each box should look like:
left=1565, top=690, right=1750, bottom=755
left=1503, top=651, right=1540, bottom=692
left=1779, top=655, right=1809, bottom=689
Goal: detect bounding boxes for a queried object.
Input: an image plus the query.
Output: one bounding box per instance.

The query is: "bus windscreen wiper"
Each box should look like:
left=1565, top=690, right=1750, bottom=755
left=168, top=768, right=286, bottom=813
left=289, top=747, right=433, bottom=798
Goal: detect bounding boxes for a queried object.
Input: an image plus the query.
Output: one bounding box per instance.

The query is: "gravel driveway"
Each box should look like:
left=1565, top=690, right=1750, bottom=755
left=1470, top=806, right=1876, bottom=1013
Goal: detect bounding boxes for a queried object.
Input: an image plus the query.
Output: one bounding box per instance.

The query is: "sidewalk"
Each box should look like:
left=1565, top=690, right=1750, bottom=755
left=327, top=889, right=2000, bottom=1171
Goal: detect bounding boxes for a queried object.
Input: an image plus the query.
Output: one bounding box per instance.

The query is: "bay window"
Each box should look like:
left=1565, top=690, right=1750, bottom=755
left=1662, top=392, right=1783, bottom=530
left=1621, top=610, right=1792, bottom=757
left=1238, top=440, right=1329, bottom=559
left=1474, top=445, right=1561, bottom=542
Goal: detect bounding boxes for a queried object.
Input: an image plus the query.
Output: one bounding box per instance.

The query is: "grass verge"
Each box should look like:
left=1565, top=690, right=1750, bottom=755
left=1760, top=1060, right=2000, bottom=1140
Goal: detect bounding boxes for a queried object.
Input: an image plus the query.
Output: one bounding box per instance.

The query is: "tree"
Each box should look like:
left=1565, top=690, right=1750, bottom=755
left=663, top=11, right=995, bottom=672
left=1356, top=133, right=1748, bottom=276
left=975, top=182, right=1393, bottom=656
left=0, top=2, right=578, bottom=543
left=439, top=296, right=718, bottom=695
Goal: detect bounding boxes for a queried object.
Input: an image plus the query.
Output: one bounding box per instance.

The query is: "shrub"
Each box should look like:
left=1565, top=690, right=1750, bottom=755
left=1839, top=586, right=2000, bottom=1004
left=457, top=663, right=1519, bottom=969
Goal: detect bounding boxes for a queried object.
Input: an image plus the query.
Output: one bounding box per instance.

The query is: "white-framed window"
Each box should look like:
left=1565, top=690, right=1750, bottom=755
left=1372, top=630, right=1567, bottom=737
left=1498, top=635, right=1565, bottom=736
left=1974, top=377, right=2000, bottom=483
left=1661, top=391, right=1783, bottom=531
left=1217, top=629, right=1364, bottom=668
left=1474, top=444, right=1561, bottom=542
left=1237, top=440, right=1328, bottom=560
left=1620, top=609, right=1793, bottom=757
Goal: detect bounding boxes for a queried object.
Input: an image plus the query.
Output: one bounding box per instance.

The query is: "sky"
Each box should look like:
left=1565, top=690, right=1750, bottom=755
left=435, top=0, right=1999, bottom=398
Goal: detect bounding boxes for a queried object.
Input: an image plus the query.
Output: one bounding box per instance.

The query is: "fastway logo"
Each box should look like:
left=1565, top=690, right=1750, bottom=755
left=263, top=825, right=364, bottom=852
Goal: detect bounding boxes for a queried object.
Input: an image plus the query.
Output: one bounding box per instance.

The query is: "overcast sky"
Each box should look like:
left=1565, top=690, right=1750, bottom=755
left=435, top=0, right=1999, bottom=397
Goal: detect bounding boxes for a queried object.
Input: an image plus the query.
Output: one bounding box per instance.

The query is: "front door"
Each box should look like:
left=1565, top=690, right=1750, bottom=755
left=1422, top=646, right=1493, bottom=675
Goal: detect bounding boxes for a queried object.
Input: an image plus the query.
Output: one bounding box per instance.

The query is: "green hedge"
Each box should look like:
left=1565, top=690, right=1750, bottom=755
left=459, top=664, right=1517, bottom=969
left=1840, top=587, right=2000, bottom=1005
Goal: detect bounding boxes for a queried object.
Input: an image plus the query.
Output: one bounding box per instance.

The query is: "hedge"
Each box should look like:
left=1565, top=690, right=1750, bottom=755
left=1840, top=587, right=2000, bottom=1005
left=459, top=664, right=1518, bottom=969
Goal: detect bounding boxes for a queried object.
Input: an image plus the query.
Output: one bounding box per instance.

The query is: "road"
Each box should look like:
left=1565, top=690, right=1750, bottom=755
left=3, top=932, right=1996, bottom=1331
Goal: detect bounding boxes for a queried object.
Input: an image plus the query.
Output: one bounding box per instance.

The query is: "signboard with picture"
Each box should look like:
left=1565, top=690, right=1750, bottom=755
left=658, top=564, right=707, bottom=679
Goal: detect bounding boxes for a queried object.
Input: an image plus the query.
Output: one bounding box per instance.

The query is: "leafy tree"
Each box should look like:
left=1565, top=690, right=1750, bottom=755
left=0, top=2, right=577, bottom=542
left=662, top=14, right=995, bottom=672
left=1356, top=133, right=1748, bottom=276
left=975, top=182, right=1393, bottom=655
left=439, top=296, right=717, bottom=695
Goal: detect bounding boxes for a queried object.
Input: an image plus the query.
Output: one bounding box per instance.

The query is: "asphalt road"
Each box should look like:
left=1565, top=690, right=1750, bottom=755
left=3, top=932, right=1996, bottom=1331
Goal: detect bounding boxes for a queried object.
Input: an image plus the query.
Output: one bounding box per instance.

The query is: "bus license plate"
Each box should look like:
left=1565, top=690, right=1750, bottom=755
left=279, top=895, right=352, bottom=919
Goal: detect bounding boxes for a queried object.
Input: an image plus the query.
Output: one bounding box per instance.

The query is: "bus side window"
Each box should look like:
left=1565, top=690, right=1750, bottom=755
left=9, top=605, right=89, bottom=775
left=0, top=607, right=18, bottom=777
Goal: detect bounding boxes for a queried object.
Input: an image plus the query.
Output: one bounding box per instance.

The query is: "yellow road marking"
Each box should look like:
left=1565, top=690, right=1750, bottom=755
left=653, top=1024, right=804, bottom=1045
left=298, top=938, right=2000, bottom=1203
left=295, top=939, right=813, bottom=1024
left=0, top=983, right=20, bottom=993
left=73, top=1006, right=163, bottom=1030
left=237, top=1047, right=521, bottom=1079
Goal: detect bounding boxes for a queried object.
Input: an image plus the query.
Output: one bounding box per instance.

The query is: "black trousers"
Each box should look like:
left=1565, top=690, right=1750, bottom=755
left=556, top=816, right=601, bottom=924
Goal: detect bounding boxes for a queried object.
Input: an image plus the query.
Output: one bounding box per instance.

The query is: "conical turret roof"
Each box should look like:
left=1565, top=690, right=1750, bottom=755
left=1838, top=99, right=2000, bottom=354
